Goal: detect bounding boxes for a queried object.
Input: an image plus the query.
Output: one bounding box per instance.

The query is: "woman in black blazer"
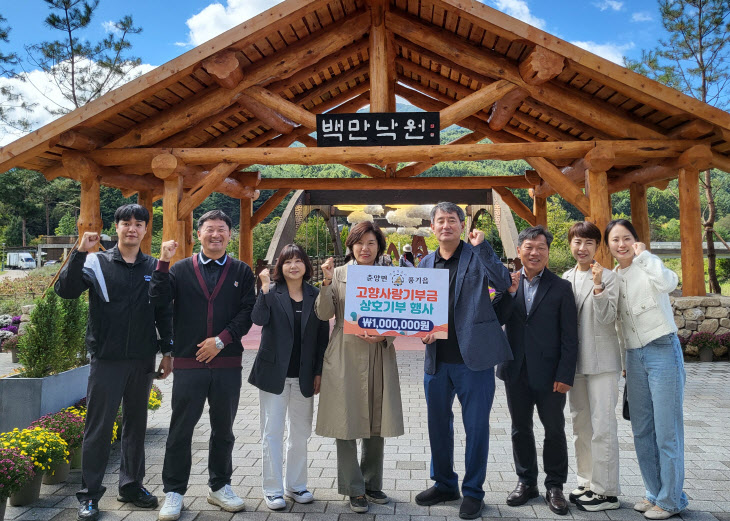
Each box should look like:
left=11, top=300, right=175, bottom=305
left=248, top=244, right=329, bottom=511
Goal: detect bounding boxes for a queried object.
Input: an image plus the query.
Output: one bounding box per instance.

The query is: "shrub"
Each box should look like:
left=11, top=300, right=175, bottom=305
left=0, top=428, right=69, bottom=473
left=0, top=447, right=35, bottom=499
left=688, top=332, right=719, bottom=352
left=30, top=411, right=85, bottom=451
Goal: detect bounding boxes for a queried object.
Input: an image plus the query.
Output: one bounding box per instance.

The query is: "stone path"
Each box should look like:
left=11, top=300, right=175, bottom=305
left=2, top=351, right=729, bottom=521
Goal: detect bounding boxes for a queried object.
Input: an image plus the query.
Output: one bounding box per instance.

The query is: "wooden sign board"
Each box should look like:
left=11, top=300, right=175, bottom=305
left=316, top=112, right=440, bottom=147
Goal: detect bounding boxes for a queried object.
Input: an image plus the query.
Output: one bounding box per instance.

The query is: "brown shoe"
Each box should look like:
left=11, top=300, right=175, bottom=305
left=506, top=482, right=539, bottom=506
left=545, top=487, right=569, bottom=515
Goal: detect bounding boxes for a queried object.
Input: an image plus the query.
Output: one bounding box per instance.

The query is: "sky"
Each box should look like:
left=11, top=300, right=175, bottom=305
left=0, top=0, right=666, bottom=145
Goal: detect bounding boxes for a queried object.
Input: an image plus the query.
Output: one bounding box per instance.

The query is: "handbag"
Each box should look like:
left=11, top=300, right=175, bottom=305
left=622, top=381, right=630, bottom=421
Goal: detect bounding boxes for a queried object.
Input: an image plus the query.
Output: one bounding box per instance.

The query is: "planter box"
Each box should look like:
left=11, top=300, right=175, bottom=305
left=0, top=365, right=89, bottom=433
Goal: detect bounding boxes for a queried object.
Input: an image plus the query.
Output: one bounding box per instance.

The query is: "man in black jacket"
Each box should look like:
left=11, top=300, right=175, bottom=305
left=494, top=226, right=578, bottom=516
left=55, top=204, right=173, bottom=521
left=150, top=210, right=256, bottom=521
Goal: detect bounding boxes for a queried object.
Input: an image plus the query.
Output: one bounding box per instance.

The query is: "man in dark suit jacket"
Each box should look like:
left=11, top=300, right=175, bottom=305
left=414, top=202, right=512, bottom=520
left=494, top=226, right=578, bottom=516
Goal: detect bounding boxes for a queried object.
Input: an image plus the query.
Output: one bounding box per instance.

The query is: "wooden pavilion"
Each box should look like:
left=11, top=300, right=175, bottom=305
left=1, top=0, right=729, bottom=296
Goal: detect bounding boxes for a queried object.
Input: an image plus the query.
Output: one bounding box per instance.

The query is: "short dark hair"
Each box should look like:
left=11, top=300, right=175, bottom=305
left=568, top=221, right=602, bottom=244
left=517, top=226, right=553, bottom=248
left=273, top=244, right=312, bottom=283
left=114, top=204, right=149, bottom=225
left=197, top=210, right=232, bottom=230
left=604, top=219, right=640, bottom=245
left=430, top=202, right=465, bottom=223
left=345, top=221, right=386, bottom=262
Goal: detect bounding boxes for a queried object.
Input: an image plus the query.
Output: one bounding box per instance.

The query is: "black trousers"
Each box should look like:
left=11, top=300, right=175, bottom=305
left=77, top=356, right=155, bottom=502
left=162, top=367, right=242, bottom=494
left=504, top=366, right=568, bottom=489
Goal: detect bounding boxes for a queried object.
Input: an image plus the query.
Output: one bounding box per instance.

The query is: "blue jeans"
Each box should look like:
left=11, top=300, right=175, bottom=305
left=625, top=334, right=688, bottom=513
left=424, top=362, right=495, bottom=500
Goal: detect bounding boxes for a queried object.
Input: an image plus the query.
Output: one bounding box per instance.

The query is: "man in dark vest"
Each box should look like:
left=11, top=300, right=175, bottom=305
left=150, top=210, right=256, bottom=521
left=56, top=204, right=173, bottom=521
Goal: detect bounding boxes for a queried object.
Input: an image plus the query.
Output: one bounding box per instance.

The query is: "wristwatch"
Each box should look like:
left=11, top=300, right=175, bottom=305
left=214, top=336, right=224, bottom=350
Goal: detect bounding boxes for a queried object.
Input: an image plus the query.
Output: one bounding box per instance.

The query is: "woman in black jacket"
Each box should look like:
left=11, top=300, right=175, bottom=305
left=248, top=244, right=329, bottom=511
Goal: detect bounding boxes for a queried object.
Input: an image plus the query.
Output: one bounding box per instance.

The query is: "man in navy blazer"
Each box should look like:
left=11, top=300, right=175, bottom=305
left=414, top=202, right=512, bottom=520
left=494, top=226, right=578, bottom=516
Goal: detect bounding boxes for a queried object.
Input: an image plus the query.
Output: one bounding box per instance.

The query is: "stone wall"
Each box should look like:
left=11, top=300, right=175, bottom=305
left=672, top=295, right=730, bottom=340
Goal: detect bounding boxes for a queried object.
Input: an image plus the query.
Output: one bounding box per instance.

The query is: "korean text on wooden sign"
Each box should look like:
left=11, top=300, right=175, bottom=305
left=316, top=112, right=440, bottom=147
left=343, top=265, right=449, bottom=338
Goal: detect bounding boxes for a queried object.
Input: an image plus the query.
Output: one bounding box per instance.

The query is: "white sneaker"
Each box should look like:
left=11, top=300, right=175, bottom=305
left=634, top=499, right=654, bottom=512
left=285, top=489, right=314, bottom=504
left=207, top=484, right=245, bottom=512
left=158, top=492, right=184, bottom=521
left=644, top=506, right=677, bottom=520
left=265, top=495, right=287, bottom=510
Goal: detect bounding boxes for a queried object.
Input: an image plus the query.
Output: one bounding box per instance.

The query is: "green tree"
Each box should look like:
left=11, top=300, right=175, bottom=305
left=0, top=12, right=33, bottom=134
left=0, top=169, right=44, bottom=245
left=626, top=0, right=730, bottom=293
left=55, top=212, right=77, bottom=235
left=253, top=217, right=281, bottom=263
left=18, top=291, right=59, bottom=378
left=25, top=0, right=142, bottom=114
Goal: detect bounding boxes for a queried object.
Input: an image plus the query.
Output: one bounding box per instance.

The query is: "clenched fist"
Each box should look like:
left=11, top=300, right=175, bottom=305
left=468, top=229, right=485, bottom=246
left=591, top=260, right=604, bottom=285
left=321, top=257, right=335, bottom=284
left=78, top=231, right=100, bottom=253
left=160, top=240, right=178, bottom=263
left=632, top=242, right=647, bottom=256
left=259, top=268, right=271, bottom=293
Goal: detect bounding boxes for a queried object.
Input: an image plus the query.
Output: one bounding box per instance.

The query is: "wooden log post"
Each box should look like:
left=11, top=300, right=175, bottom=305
left=584, top=146, right=615, bottom=267
left=184, top=213, right=194, bottom=258
left=155, top=154, right=187, bottom=266
left=630, top=183, right=651, bottom=247
left=138, top=191, right=154, bottom=255
left=62, top=152, right=103, bottom=250
left=369, top=0, right=396, bottom=175
left=678, top=167, right=706, bottom=296
left=533, top=196, right=547, bottom=229
left=240, top=197, right=253, bottom=267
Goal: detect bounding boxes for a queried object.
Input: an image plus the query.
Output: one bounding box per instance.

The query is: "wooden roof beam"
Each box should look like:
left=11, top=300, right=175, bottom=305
left=386, top=11, right=667, bottom=140
left=518, top=45, right=565, bottom=86
left=251, top=189, right=292, bottom=227
left=178, top=162, right=242, bottom=218
left=105, top=10, right=370, bottom=149
left=441, top=80, right=519, bottom=129
left=242, top=86, right=316, bottom=130
left=527, top=157, right=590, bottom=215
left=256, top=176, right=531, bottom=190
left=489, top=87, right=530, bottom=131
left=202, top=51, right=244, bottom=89
left=238, top=94, right=296, bottom=134
left=84, top=140, right=701, bottom=168
left=48, top=130, right=101, bottom=151
left=668, top=119, right=716, bottom=140
left=609, top=145, right=713, bottom=193
left=712, top=151, right=730, bottom=173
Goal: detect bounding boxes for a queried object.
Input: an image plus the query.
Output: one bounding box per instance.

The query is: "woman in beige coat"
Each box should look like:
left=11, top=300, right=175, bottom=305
left=315, top=221, right=404, bottom=514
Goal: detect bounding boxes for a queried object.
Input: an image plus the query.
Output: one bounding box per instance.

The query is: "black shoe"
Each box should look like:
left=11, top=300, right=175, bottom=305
left=545, top=487, right=569, bottom=515
left=569, top=486, right=588, bottom=504
left=459, top=496, right=484, bottom=520
left=575, top=492, right=620, bottom=512
left=349, top=495, right=369, bottom=513
left=415, top=486, right=461, bottom=506
left=117, top=486, right=159, bottom=508
left=506, top=482, right=539, bottom=506
left=77, top=499, right=99, bottom=521
left=365, top=489, right=390, bottom=504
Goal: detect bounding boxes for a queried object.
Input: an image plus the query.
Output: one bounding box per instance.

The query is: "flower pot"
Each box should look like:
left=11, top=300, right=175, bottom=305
left=10, top=348, right=18, bottom=364
left=8, top=471, right=42, bottom=506
left=1, top=497, right=6, bottom=521
left=69, top=449, right=82, bottom=469
left=699, top=348, right=714, bottom=362
left=42, top=460, right=71, bottom=485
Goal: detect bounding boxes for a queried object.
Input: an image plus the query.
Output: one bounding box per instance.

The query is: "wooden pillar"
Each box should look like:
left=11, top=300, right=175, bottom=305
left=184, top=213, right=194, bottom=258
left=138, top=190, right=154, bottom=255
left=585, top=169, right=613, bottom=268
left=533, top=196, right=547, bottom=228
left=630, top=183, right=651, bottom=247
left=678, top=167, right=706, bottom=296
left=240, top=197, right=253, bottom=267
left=162, top=175, right=186, bottom=265
left=78, top=175, right=102, bottom=252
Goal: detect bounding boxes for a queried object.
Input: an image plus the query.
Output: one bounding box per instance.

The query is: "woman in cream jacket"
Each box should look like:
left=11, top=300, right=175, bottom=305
left=606, top=219, right=687, bottom=520
left=562, top=222, right=622, bottom=512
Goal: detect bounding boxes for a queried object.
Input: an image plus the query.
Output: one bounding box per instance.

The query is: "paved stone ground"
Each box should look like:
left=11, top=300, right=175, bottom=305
left=2, top=350, right=729, bottom=521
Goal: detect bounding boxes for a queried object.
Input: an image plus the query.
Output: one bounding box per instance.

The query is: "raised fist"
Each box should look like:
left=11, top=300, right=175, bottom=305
left=160, top=240, right=178, bottom=262
left=78, top=232, right=100, bottom=253
left=591, top=260, right=603, bottom=285
left=508, top=271, right=520, bottom=293
left=259, top=268, right=271, bottom=293
left=321, top=257, right=335, bottom=280
left=468, top=229, right=485, bottom=246
left=632, top=242, right=647, bottom=256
